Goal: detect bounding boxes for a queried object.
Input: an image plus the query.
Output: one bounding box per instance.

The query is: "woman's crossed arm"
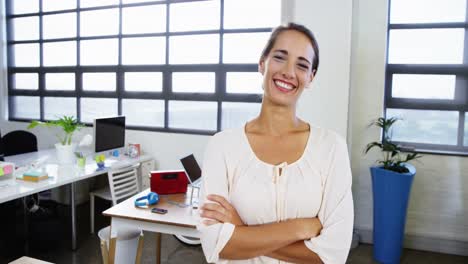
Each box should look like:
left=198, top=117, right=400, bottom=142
left=201, top=194, right=323, bottom=263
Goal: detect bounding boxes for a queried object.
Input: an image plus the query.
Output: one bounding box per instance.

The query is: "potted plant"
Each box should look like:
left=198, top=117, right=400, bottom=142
left=28, top=116, right=84, bottom=164
left=365, top=117, right=422, bottom=264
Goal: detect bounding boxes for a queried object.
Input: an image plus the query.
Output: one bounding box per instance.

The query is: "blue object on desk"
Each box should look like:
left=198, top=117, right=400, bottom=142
left=134, top=192, right=159, bottom=208
left=112, top=149, right=119, bottom=157
left=96, top=162, right=106, bottom=171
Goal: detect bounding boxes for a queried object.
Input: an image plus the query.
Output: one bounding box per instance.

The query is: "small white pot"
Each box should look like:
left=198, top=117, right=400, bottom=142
left=55, top=143, right=76, bottom=165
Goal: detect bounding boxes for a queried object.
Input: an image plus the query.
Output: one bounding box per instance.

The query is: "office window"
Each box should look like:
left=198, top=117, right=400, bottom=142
left=6, top=0, right=280, bottom=134
left=385, top=0, right=468, bottom=153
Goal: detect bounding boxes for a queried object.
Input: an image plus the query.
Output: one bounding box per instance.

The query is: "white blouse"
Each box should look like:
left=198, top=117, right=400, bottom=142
left=197, top=125, right=354, bottom=264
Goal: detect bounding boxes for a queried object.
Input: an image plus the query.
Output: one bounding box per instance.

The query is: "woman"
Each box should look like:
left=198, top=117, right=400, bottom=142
left=198, top=23, right=353, bottom=264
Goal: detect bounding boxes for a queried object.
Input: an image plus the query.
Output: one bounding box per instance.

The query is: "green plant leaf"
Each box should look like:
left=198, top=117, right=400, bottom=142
left=28, top=115, right=84, bottom=145
left=364, top=116, right=422, bottom=172
left=365, top=142, right=382, bottom=153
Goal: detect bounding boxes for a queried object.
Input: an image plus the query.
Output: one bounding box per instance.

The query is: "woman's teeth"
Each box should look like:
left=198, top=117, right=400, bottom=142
left=274, top=80, right=294, bottom=90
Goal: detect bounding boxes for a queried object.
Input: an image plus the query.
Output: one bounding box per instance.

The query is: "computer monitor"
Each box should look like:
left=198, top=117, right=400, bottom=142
left=93, top=116, right=126, bottom=153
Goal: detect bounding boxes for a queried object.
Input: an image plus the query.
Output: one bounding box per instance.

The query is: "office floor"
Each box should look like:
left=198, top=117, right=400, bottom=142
left=0, top=201, right=467, bottom=264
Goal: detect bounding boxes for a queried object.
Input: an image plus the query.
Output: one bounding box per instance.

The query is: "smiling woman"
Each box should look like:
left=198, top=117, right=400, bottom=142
left=198, top=23, right=354, bottom=264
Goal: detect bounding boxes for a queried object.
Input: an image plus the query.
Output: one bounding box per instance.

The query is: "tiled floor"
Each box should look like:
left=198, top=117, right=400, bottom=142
left=2, top=231, right=467, bottom=264
left=0, top=200, right=467, bottom=264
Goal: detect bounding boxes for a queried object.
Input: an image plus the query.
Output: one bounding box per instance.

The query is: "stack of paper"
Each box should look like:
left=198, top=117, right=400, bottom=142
left=19, top=170, right=49, bottom=182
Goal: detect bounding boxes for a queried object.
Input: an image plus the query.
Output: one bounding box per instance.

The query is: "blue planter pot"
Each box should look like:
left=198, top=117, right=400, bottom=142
left=371, top=164, right=416, bottom=264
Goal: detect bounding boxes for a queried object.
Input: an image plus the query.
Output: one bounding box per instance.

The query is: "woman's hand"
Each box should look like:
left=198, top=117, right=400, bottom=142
left=200, top=194, right=244, bottom=226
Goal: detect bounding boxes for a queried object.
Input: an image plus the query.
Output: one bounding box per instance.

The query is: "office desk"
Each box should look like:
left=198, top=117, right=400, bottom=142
left=103, top=189, right=200, bottom=264
left=0, top=148, right=153, bottom=250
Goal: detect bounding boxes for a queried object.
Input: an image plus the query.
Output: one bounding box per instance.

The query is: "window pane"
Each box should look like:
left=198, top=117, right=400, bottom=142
left=122, top=99, right=164, bottom=127
left=389, top=29, right=465, bottom=64
left=465, top=114, right=468, bottom=146
left=43, top=0, right=76, bottom=12
left=224, top=0, right=280, bottom=29
left=172, top=72, right=215, bottom=93
left=81, top=39, right=118, bottom=65
left=223, top=33, right=269, bottom=63
left=170, top=1, right=220, bottom=32
left=43, top=41, right=77, bottom=66
left=11, top=96, right=40, bottom=119
left=44, top=97, right=76, bottom=120
left=125, top=72, right=162, bottom=92
left=43, top=13, right=77, bottom=39
left=80, top=9, right=119, bottom=37
left=387, top=109, right=459, bottom=145
left=169, top=101, right=217, bottom=130
left=222, top=102, right=260, bottom=130
left=392, top=74, right=456, bottom=99
left=81, top=98, right=118, bottom=123
left=13, top=44, right=39, bottom=67
left=390, top=0, right=466, bottom=24
left=12, top=17, right=39, bottom=41
left=83, top=73, right=116, bottom=91
left=12, top=0, right=39, bottom=14
left=14, top=73, right=38, bottom=90
left=45, top=73, right=75, bottom=91
left=169, top=34, right=219, bottom=64
left=80, top=0, right=119, bottom=8
left=122, top=5, right=166, bottom=34
left=122, top=37, right=166, bottom=65
left=226, top=72, right=263, bottom=94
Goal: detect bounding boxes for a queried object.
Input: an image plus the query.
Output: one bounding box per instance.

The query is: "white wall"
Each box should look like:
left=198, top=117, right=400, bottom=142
left=349, top=0, right=468, bottom=255
left=294, top=0, right=353, bottom=139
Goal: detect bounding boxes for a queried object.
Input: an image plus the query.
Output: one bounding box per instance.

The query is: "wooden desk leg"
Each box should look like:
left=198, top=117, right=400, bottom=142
left=109, top=237, right=117, bottom=264
left=100, top=240, right=109, bottom=264
left=135, top=233, right=144, bottom=264
left=155, top=232, right=162, bottom=264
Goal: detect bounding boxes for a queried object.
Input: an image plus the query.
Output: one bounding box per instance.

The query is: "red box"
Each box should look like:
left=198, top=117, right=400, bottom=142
left=150, top=170, right=188, bottom=194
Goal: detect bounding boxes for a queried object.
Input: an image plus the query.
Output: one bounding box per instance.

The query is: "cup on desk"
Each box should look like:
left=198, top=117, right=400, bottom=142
left=77, top=157, right=86, bottom=168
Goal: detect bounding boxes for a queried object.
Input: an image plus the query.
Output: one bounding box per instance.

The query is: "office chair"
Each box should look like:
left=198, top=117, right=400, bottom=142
left=90, top=164, right=140, bottom=234
left=2, top=130, right=38, bottom=157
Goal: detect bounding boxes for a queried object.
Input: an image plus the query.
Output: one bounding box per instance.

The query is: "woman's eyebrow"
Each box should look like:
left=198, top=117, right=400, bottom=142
left=273, top=49, right=311, bottom=65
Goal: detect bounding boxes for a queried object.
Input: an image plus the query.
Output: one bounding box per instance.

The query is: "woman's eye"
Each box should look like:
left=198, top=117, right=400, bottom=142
left=273, top=55, right=285, bottom=60
left=298, top=64, right=309, bottom=70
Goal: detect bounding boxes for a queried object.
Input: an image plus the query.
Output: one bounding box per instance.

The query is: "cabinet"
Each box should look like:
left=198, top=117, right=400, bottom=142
left=139, top=159, right=154, bottom=190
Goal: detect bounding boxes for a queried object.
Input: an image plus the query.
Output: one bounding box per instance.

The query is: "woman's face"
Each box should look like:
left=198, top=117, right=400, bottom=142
left=259, top=30, right=316, bottom=107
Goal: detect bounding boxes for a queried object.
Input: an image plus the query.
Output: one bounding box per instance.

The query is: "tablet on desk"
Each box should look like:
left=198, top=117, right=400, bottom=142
left=180, top=154, right=202, bottom=187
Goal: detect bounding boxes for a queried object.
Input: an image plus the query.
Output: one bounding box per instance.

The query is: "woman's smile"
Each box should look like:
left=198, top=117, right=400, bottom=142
left=273, top=79, right=296, bottom=93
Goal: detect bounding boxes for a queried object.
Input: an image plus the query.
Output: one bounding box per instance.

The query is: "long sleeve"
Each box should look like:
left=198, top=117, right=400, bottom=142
left=197, top=133, right=236, bottom=263
left=304, top=134, right=354, bottom=264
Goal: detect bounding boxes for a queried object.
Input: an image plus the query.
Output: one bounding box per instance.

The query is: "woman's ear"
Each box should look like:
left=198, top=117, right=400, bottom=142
left=305, top=70, right=316, bottom=89
left=258, top=58, right=265, bottom=75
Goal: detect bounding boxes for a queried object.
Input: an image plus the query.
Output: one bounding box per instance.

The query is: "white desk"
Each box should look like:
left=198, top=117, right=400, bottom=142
left=103, top=189, right=200, bottom=264
left=0, top=148, right=153, bottom=250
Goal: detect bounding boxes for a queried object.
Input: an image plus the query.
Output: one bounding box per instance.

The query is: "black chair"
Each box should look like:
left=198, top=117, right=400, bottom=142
left=0, top=130, right=48, bottom=257
left=2, top=130, right=38, bottom=157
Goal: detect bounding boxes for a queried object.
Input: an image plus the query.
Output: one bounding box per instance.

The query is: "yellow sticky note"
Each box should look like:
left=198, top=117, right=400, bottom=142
left=0, top=167, right=4, bottom=176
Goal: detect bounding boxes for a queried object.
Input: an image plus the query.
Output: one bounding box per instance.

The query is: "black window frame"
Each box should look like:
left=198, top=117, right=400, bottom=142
left=384, top=0, right=468, bottom=155
left=6, top=0, right=273, bottom=135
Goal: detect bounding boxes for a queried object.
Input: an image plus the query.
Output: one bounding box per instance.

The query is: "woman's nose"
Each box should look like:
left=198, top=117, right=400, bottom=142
left=281, top=61, right=295, bottom=79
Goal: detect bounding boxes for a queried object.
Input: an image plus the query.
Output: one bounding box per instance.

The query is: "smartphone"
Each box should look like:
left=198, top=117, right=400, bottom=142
left=151, top=207, right=168, bottom=214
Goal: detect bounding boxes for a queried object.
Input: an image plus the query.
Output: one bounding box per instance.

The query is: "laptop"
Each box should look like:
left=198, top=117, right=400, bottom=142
left=180, top=154, right=202, bottom=188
